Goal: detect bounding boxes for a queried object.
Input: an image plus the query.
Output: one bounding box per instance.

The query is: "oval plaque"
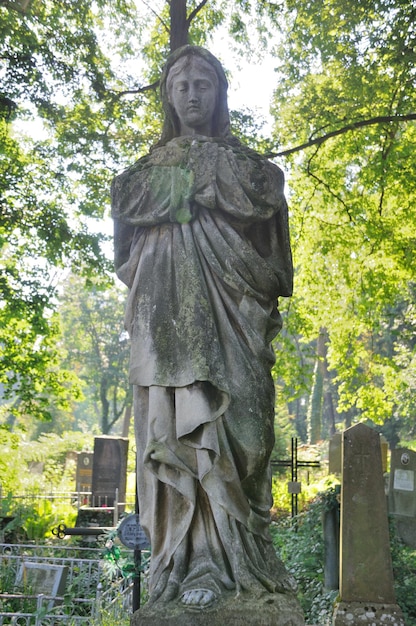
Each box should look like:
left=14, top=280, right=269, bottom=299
left=117, top=514, right=150, bottom=550
left=401, top=453, right=410, bottom=466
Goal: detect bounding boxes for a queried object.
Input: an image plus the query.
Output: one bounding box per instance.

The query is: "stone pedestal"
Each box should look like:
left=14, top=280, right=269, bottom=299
left=333, top=601, right=405, bottom=625
left=131, top=591, right=304, bottom=626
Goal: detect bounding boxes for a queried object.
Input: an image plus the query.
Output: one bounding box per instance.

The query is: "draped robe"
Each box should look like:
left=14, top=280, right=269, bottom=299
left=111, top=135, right=293, bottom=603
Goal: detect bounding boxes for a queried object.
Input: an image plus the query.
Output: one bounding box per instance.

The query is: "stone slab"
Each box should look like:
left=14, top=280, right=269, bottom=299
left=16, top=562, right=68, bottom=610
left=329, top=432, right=342, bottom=475
left=131, top=591, right=305, bottom=626
left=340, top=423, right=396, bottom=604
left=333, top=601, right=405, bottom=625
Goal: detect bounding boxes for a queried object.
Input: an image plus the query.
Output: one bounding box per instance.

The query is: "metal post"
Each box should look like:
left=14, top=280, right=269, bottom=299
left=35, top=594, right=44, bottom=626
left=132, top=452, right=141, bottom=613
left=291, top=437, right=299, bottom=518
left=95, top=582, right=103, bottom=619
left=113, top=488, right=119, bottom=526
left=133, top=549, right=141, bottom=613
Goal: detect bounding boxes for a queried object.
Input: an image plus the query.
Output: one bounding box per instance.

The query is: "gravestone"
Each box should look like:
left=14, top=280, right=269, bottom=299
left=76, top=451, right=94, bottom=493
left=91, top=436, right=128, bottom=507
left=333, top=423, right=405, bottom=625
left=389, top=447, right=416, bottom=548
left=328, top=432, right=342, bottom=475
left=328, top=431, right=388, bottom=476
left=16, top=562, right=68, bottom=609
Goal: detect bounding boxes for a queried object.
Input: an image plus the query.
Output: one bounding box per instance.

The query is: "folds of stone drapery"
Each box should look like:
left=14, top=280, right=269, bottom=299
left=129, top=208, right=287, bottom=600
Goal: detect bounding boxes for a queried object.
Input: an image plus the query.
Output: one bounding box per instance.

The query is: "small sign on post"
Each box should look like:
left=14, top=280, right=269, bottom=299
left=117, top=514, right=150, bottom=550
left=288, top=481, right=301, bottom=494
left=117, top=514, right=150, bottom=614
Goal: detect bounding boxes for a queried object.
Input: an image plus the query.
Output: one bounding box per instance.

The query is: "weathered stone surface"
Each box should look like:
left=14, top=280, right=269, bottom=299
left=328, top=432, right=342, bottom=476
left=333, top=601, right=405, bottom=625
left=340, top=423, right=396, bottom=604
left=131, top=591, right=304, bottom=626
left=389, top=447, right=416, bottom=547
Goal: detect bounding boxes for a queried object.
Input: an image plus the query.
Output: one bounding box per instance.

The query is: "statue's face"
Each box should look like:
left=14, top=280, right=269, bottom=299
left=168, top=58, right=217, bottom=136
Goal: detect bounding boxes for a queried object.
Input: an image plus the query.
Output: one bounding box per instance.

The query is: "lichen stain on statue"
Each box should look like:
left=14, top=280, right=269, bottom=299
left=111, top=45, right=305, bottom=625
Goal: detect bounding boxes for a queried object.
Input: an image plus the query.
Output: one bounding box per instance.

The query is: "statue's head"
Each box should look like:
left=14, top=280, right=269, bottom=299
left=158, top=46, right=231, bottom=144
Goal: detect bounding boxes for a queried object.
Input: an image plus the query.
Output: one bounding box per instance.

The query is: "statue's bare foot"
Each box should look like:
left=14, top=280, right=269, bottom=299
left=181, top=588, right=216, bottom=609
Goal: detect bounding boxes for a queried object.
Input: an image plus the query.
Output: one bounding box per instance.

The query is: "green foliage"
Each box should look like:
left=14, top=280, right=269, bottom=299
left=103, top=529, right=150, bottom=582
left=0, top=429, right=90, bottom=541
left=58, top=274, right=131, bottom=434
left=266, top=0, right=416, bottom=436
left=2, top=0, right=415, bottom=443
left=0, top=429, right=93, bottom=493
left=1, top=494, right=77, bottom=542
left=390, top=521, right=416, bottom=623
left=272, top=488, right=339, bottom=623
left=0, top=0, right=146, bottom=422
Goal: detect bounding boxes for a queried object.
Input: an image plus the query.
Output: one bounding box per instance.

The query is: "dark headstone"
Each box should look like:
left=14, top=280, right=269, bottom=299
left=91, top=436, right=129, bottom=507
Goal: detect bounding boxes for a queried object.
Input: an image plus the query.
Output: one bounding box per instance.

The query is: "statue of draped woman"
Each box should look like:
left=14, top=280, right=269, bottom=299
left=111, top=45, right=300, bottom=618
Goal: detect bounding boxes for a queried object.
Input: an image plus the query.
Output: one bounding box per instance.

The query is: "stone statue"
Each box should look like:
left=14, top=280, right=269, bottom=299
left=112, top=46, right=303, bottom=624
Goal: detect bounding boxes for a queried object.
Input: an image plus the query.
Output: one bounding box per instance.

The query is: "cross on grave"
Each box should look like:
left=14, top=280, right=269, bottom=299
left=271, top=437, right=321, bottom=517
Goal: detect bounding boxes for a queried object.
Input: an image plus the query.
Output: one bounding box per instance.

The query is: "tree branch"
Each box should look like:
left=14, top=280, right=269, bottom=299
left=187, top=0, right=209, bottom=25
left=141, top=0, right=170, bottom=34
left=267, top=113, right=416, bottom=158
left=110, top=80, right=160, bottom=99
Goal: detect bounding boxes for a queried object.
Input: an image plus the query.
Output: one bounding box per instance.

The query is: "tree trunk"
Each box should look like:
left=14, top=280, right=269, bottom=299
left=307, top=329, right=327, bottom=444
left=100, top=376, right=110, bottom=434
left=325, top=390, right=337, bottom=437
left=121, top=403, right=132, bottom=438
left=170, top=0, right=188, bottom=52
left=307, top=357, right=324, bottom=444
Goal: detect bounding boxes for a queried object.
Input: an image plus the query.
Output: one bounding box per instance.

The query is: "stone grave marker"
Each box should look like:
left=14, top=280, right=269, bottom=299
left=16, top=562, right=68, bottom=610
left=328, top=432, right=342, bottom=475
left=333, top=423, right=405, bottom=625
left=389, top=447, right=416, bottom=548
left=329, top=430, right=388, bottom=476
left=91, top=436, right=129, bottom=508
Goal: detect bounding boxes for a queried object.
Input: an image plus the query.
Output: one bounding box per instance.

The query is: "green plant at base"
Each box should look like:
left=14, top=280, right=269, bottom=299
left=272, top=487, right=339, bottom=624
left=389, top=519, right=416, bottom=624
